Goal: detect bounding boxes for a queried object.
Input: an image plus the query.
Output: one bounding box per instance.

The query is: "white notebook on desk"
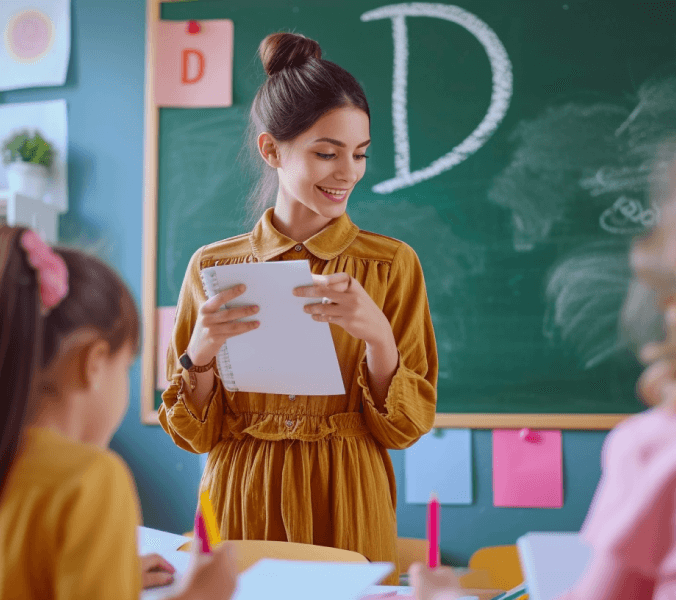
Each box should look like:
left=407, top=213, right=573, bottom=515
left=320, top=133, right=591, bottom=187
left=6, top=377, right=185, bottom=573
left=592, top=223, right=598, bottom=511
left=517, top=532, right=592, bottom=600
left=200, top=260, right=345, bottom=396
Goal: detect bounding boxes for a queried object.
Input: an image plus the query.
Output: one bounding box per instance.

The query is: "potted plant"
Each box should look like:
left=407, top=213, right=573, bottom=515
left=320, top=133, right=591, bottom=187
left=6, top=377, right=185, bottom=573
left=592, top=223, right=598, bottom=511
left=2, top=130, right=55, bottom=200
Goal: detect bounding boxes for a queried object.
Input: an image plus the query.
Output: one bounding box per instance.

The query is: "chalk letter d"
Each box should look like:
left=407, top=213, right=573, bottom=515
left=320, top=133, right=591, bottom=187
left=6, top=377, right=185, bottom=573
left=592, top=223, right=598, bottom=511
left=361, top=3, right=513, bottom=194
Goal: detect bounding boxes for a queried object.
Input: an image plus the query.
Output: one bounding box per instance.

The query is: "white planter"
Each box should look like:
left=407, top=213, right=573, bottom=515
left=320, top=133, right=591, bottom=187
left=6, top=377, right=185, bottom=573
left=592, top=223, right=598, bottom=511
left=6, top=162, right=50, bottom=200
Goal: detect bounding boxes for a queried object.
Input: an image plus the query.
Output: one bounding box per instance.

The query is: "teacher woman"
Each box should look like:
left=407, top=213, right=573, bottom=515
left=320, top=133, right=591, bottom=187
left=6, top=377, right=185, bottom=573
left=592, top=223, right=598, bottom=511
left=159, top=32, right=438, bottom=585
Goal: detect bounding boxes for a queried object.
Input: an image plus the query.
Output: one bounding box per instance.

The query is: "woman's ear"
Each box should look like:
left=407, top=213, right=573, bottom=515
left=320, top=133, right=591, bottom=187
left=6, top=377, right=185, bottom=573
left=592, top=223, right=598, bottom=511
left=258, top=132, right=282, bottom=168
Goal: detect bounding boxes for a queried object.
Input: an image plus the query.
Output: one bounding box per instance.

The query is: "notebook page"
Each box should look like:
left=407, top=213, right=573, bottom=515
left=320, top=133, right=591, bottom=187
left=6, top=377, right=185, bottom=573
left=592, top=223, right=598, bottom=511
left=231, top=559, right=393, bottom=600
left=200, top=260, right=345, bottom=395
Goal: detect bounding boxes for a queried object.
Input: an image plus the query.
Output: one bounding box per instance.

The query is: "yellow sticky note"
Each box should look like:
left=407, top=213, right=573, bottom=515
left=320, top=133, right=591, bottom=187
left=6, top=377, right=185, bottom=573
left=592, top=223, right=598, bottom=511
left=199, top=490, right=221, bottom=547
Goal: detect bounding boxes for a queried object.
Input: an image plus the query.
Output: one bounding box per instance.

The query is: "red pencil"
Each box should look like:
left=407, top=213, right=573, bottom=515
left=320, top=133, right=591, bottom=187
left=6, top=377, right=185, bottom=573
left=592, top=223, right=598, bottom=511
left=427, top=492, right=440, bottom=568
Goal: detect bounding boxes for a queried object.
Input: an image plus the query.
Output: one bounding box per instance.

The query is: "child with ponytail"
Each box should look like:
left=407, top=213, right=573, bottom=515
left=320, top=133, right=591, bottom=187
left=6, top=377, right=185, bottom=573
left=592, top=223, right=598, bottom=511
left=0, top=226, right=237, bottom=600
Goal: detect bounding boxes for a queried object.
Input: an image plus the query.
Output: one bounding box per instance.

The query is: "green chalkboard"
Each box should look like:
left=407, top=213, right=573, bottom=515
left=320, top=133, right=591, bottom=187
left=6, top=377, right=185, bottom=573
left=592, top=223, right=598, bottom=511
left=154, top=0, right=676, bottom=415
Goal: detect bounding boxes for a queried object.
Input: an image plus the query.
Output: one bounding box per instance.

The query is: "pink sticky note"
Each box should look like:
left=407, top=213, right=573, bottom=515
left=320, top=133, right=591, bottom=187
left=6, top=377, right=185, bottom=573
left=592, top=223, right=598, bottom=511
left=493, top=429, right=563, bottom=508
left=156, top=306, right=177, bottom=390
left=155, top=19, right=233, bottom=107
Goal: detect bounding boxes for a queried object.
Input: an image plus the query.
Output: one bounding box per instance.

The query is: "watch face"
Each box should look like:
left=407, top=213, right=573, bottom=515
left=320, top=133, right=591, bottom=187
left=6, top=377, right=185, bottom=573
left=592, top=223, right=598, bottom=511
left=179, top=353, right=193, bottom=370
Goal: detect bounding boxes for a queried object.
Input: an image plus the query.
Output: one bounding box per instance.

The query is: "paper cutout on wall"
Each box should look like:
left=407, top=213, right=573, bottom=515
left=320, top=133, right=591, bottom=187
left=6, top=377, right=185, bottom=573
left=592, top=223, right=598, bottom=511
left=155, top=19, right=233, bottom=107
left=0, top=0, right=70, bottom=91
left=156, top=306, right=177, bottom=390
left=405, top=428, right=472, bottom=505
left=0, top=99, right=68, bottom=212
left=493, top=429, right=563, bottom=508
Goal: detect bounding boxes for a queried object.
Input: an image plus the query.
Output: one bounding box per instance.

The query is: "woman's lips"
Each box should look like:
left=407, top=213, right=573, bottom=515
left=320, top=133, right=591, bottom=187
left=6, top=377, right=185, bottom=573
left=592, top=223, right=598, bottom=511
left=317, top=186, right=348, bottom=203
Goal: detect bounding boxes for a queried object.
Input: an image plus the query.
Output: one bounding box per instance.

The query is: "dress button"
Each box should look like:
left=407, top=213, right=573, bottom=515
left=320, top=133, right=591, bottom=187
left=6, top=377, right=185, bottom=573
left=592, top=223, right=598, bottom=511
left=289, top=395, right=296, bottom=401
left=285, top=419, right=295, bottom=428
left=294, top=244, right=303, bottom=252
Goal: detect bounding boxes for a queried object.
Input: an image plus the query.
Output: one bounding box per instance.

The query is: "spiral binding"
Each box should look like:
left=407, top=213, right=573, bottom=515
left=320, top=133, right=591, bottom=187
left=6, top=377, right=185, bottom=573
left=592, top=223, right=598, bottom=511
left=200, top=268, right=239, bottom=392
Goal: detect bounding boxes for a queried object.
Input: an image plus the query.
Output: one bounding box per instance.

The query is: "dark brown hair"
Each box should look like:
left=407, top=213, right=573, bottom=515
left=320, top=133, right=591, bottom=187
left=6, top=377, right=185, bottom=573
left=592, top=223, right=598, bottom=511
left=245, top=32, right=371, bottom=223
left=0, top=226, right=139, bottom=496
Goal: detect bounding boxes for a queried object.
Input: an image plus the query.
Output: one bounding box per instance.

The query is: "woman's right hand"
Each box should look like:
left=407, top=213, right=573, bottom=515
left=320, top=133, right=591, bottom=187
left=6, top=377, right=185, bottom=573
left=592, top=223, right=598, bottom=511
left=174, top=540, right=238, bottom=600
left=186, top=285, right=260, bottom=366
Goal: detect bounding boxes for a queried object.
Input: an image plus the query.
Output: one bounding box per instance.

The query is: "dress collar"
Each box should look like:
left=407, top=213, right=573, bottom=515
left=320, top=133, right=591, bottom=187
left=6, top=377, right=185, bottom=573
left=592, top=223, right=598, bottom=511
left=249, top=207, right=359, bottom=262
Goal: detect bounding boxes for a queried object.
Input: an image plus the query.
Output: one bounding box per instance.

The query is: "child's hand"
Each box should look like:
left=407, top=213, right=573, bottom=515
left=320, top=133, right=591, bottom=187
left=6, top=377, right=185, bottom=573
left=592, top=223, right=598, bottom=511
left=409, top=562, right=464, bottom=600
left=140, top=553, right=175, bottom=588
left=175, top=540, right=238, bottom=600
left=638, top=307, right=676, bottom=409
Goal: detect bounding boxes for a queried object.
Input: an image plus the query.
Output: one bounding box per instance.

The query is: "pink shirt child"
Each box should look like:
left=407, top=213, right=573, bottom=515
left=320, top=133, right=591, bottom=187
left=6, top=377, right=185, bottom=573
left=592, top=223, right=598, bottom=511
left=559, top=407, right=676, bottom=600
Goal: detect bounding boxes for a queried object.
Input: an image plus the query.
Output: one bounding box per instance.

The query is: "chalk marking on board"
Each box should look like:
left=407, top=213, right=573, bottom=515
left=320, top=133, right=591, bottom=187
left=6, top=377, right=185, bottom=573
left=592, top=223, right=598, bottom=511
left=361, top=3, right=512, bottom=194
left=543, top=243, right=631, bottom=369
left=599, top=196, right=660, bottom=234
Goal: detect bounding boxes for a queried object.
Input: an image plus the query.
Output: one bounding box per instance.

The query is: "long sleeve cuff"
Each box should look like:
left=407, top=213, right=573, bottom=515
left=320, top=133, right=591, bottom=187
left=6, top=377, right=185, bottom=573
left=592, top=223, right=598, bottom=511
left=358, top=351, right=436, bottom=450
left=158, top=371, right=223, bottom=454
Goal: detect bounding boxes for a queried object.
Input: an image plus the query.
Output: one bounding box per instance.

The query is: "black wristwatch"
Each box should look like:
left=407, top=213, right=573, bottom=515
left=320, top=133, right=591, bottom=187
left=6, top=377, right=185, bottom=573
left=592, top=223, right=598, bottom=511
left=178, top=352, right=194, bottom=371
left=179, top=352, right=214, bottom=372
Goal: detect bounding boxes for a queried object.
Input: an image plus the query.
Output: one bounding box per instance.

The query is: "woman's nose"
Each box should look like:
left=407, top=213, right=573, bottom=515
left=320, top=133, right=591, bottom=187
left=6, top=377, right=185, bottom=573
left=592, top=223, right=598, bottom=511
left=334, top=158, right=359, bottom=184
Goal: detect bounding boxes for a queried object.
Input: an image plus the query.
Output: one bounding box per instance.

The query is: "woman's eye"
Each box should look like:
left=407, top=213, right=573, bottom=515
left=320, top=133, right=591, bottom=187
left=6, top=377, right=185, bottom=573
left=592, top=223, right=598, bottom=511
left=316, top=153, right=335, bottom=159
left=355, top=154, right=369, bottom=160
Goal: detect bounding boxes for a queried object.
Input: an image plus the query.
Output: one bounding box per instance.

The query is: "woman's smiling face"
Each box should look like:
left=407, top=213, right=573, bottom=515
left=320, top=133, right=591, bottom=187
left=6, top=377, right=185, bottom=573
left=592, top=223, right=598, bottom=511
left=270, top=105, right=370, bottom=220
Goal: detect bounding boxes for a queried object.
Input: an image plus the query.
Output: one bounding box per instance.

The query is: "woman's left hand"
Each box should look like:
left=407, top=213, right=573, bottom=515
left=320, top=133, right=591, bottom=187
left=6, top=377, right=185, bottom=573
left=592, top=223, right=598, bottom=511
left=140, top=553, right=176, bottom=588
left=293, top=273, right=392, bottom=346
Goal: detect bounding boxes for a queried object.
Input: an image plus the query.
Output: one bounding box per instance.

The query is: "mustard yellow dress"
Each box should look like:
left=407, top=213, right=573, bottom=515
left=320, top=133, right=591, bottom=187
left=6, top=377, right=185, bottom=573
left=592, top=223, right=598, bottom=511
left=159, top=208, right=438, bottom=585
left=0, top=427, right=142, bottom=600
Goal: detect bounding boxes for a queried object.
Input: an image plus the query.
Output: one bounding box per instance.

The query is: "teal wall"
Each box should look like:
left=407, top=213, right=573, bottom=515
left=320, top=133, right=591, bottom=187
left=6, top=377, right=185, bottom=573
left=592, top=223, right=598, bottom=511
left=0, top=0, right=610, bottom=565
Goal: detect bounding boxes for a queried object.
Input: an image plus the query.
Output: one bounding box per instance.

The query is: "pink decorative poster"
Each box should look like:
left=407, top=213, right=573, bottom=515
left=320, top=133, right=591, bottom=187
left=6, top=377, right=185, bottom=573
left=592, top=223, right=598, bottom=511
left=156, top=306, right=177, bottom=390
left=493, top=429, right=563, bottom=508
left=155, top=19, right=233, bottom=108
left=0, top=0, right=71, bottom=91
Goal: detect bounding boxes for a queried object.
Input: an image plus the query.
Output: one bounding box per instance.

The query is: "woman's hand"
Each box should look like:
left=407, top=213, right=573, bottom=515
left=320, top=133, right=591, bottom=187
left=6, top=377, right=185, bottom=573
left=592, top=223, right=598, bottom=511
left=293, top=273, right=392, bottom=346
left=186, top=286, right=260, bottom=366
left=409, top=563, right=464, bottom=600
left=140, top=553, right=175, bottom=588
left=173, top=541, right=238, bottom=600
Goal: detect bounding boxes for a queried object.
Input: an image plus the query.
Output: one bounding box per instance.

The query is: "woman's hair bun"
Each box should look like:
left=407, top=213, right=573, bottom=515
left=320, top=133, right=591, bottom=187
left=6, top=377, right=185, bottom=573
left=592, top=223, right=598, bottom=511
left=259, top=32, right=322, bottom=77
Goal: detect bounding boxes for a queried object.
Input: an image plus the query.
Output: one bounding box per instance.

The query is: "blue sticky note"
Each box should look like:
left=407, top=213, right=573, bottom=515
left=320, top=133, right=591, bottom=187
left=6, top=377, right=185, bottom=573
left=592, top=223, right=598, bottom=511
left=405, top=429, right=472, bottom=504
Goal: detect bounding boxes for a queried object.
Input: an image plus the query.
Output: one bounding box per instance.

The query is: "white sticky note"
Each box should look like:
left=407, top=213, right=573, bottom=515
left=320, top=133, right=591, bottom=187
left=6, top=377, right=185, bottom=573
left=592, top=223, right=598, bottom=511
left=405, top=429, right=472, bottom=504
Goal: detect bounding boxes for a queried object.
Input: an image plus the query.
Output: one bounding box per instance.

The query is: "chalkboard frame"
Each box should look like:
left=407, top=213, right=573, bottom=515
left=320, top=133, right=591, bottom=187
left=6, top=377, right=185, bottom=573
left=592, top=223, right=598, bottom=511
left=139, top=0, right=641, bottom=430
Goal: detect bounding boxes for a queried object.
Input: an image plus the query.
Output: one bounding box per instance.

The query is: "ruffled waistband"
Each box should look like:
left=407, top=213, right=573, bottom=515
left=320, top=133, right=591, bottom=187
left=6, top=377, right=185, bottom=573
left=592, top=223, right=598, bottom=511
left=222, top=411, right=370, bottom=442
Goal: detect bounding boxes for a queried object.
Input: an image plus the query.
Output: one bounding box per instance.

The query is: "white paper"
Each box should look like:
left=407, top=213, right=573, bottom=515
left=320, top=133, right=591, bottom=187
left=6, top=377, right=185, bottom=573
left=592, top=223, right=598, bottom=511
left=232, top=559, right=393, bottom=600
left=141, top=556, right=394, bottom=600
left=201, top=261, right=345, bottom=395
left=0, top=99, right=68, bottom=212
left=0, top=0, right=70, bottom=91
left=137, top=526, right=192, bottom=556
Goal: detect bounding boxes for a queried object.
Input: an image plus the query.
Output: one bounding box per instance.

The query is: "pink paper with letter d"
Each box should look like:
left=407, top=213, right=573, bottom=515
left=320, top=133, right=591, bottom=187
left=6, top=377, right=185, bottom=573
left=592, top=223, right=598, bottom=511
left=493, top=429, right=563, bottom=508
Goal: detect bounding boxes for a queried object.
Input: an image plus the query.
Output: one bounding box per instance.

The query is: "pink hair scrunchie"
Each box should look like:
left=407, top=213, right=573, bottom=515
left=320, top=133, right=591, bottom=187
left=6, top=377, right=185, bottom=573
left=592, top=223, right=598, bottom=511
left=20, top=230, right=69, bottom=310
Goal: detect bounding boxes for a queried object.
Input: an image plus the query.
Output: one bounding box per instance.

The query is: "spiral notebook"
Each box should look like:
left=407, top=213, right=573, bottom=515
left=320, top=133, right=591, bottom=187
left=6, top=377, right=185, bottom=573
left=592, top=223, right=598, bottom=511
left=200, top=260, right=345, bottom=395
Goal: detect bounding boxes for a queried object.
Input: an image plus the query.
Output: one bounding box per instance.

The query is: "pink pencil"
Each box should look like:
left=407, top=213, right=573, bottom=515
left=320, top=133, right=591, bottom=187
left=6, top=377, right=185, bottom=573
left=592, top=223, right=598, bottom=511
left=194, top=509, right=211, bottom=554
left=427, top=492, right=440, bottom=568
